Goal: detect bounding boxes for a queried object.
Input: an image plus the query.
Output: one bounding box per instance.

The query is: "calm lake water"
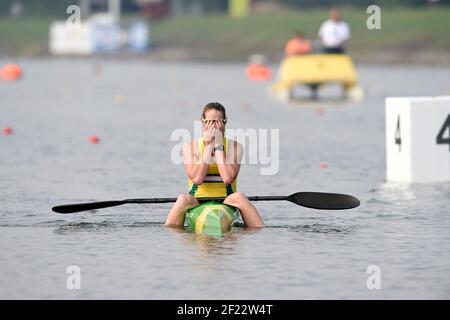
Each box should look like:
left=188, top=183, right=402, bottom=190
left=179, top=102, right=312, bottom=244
left=0, top=58, right=449, bottom=299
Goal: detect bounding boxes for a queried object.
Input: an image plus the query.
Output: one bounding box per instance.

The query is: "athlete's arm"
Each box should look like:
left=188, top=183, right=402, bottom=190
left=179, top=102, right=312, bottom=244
left=183, top=141, right=212, bottom=185
left=215, top=141, right=243, bottom=185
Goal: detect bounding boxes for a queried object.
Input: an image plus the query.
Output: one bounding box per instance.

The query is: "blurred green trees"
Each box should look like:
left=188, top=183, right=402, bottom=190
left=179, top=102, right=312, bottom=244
left=1, top=0, right=449, bottom=17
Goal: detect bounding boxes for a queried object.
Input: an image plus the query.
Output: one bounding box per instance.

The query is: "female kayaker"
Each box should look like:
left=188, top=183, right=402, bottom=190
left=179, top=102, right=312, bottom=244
left=165, top=102, right=265, bottom=229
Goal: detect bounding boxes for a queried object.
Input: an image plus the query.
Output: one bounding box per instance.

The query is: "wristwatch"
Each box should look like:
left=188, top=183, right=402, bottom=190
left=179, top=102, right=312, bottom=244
left=214, top=144, right=225, bottom=152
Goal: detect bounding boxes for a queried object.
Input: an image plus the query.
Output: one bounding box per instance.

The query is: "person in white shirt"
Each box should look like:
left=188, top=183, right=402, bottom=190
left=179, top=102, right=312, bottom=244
left=318, top=9, right=350, bottom=54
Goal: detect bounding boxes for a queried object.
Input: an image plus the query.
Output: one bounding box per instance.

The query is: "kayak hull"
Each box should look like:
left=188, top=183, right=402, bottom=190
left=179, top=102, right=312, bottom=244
left=186, top=201, right=240, bottom=237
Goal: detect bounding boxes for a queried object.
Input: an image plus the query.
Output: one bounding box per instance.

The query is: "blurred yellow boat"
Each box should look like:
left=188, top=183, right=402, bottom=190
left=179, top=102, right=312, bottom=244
left=270, top=54, right=364, bottom=101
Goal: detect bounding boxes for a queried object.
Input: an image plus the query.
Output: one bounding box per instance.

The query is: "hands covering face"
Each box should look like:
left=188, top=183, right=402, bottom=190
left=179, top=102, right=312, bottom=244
left=202, top=119, right=225, bottom=145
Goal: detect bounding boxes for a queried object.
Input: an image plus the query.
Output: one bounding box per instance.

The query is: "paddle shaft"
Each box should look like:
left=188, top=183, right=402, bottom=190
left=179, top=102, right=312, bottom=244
left=52, top=196, right=287, bottom=213
left=125, top=196, right=286, bottom=204
left=52, top=192, right=359, bottom=214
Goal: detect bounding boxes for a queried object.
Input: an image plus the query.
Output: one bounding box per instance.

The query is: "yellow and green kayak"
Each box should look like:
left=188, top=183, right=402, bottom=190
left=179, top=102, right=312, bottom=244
left=186, top=201, right=240, bottom=237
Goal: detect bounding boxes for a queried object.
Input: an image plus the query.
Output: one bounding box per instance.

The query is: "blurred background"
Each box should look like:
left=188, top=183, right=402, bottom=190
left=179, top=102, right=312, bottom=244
left=0, top=0, right=449, bottom=64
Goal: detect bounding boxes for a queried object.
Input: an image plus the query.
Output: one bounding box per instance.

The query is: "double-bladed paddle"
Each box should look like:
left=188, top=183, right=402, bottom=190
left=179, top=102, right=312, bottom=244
left=52, top=192, right=360, bottom=214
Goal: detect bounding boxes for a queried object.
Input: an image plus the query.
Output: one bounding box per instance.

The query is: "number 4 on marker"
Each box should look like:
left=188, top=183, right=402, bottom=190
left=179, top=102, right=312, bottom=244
left=436, top=114, right=450, bottom=151
left=395, top=115, right=401, bottom=152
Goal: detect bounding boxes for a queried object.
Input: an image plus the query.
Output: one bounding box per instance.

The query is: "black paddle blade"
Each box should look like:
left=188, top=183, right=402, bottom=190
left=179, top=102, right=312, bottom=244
left=287, top=192, right=360, bottom=210
left=52, top=200, right=126, bottom=214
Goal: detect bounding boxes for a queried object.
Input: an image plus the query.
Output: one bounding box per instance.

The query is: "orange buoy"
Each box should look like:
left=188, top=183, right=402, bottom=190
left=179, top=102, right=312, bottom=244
left=1, top=64, right=22, bottom=81
left=2, top=127, right=13, bottom=135
left=89, top=135, right=100, bottom=144
left=245, top=63, right=271, bottom=81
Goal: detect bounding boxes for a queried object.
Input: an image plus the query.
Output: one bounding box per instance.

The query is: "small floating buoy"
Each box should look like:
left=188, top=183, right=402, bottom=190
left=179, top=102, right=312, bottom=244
left=89, top=135, right=100, bottom=144
left=245, top=64, right=271, bottom=81
left=115, top=94, right=125, bottom=106
left=315, top=106, right=326, bottom=116
left=319, top=163, right=328, bottom=169
left=2, top=127, right=13, bottom=135
left=241, top=101, right=252, bottom=112
left=1, top=64, right=22, bottom=81
left=245, top=54, right=271, bottom=81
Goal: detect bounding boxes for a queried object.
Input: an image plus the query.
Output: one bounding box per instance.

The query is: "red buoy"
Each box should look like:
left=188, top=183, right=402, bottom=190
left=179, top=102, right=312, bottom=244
left=2, top=127, right=13, bottom=135
left=1, top=64, right=22, bottom=81
left=89, top=135, right=100, bottom=144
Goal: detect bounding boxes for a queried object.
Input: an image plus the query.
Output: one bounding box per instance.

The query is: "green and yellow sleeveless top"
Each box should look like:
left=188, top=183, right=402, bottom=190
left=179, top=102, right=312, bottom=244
left=188, top=137, right=237, bottom=198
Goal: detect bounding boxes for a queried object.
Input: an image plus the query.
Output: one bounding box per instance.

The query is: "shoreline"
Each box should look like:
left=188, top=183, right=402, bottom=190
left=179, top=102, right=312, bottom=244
left=2, top=48, right=449, bottom=67
left=2, top=8, right=449, bottom=66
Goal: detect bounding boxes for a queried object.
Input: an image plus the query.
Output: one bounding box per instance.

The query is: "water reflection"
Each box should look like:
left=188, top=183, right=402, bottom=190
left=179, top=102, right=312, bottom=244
left=370, top=181, right=450, bottom=213
left=165, top=226, right=261, bottom=257
left=377, top=182, right=417, bottom=202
